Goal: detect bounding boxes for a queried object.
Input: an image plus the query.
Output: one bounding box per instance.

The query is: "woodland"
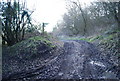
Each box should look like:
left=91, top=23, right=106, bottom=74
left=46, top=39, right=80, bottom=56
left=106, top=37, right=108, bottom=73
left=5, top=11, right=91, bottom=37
left=0, top=0, right=120, bottom=80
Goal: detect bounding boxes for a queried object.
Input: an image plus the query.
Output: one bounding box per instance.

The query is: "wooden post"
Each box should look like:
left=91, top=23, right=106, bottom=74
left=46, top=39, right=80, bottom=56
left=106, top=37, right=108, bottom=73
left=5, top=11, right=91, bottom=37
left=42, top=23, right=45, bottom=36
left=42, top=22, right=49, bottom=37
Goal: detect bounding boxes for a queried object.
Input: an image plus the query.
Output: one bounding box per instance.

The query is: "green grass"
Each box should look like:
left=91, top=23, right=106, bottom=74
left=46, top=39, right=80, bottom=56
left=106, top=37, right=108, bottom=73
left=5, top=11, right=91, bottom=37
left=64, top=32, right=117, bottom=44
left=11, top=36, right=55, bottom=48
left=65, top=35, right=103, bottom=42
left=4, top=36, right=56, bottom=58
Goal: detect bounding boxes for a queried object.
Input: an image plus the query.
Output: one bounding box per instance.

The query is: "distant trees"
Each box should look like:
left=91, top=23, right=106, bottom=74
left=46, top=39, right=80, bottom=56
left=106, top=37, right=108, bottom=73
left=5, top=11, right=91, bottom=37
left=72, top=0, right=87, bottom=35
left=53, top=0, right=89, bottom=36
left=53, top=0, right=120, bottom=37
left=102, top=2, right=120, bottom=29
left=1, top=0, right=33, bottom=46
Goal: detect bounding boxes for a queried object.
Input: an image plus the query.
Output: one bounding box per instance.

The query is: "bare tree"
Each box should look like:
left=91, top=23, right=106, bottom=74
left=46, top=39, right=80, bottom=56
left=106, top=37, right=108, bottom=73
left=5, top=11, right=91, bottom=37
left=72, top=0, right=87, bottom=35
left=1, top=0, right=33, bottom=46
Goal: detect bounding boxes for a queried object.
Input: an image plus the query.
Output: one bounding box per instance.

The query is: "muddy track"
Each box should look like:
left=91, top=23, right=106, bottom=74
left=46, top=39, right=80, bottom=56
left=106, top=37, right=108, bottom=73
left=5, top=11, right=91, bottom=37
left=2, top=40, right=116, bottom=80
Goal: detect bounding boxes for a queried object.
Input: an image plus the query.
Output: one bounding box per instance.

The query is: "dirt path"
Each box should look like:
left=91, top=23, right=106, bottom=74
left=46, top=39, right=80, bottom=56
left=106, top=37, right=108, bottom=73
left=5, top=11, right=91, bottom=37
left=55, top=40, right=107, bottom=79
left=2, top=40, right=117, bottom=80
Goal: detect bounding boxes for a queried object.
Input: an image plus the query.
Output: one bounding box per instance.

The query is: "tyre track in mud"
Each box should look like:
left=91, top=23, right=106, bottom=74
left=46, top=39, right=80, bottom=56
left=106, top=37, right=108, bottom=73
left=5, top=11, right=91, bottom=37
left=2, top=40, right=117, bottom=81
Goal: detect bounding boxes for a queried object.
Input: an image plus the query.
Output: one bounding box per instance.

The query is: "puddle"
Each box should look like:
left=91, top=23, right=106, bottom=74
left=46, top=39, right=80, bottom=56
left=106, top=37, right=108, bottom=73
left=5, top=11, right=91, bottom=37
left=58, top=72, right=63, bottom=76
left=90, top=60, right=105, bottom=67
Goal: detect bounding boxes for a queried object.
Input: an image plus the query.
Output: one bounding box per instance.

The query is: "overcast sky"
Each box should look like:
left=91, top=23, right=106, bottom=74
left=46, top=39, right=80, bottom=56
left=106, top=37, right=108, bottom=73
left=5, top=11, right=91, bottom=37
left=26, top=0, right=67, bottom=32
left=2, top=0, right=97, bottom=32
